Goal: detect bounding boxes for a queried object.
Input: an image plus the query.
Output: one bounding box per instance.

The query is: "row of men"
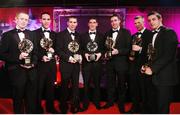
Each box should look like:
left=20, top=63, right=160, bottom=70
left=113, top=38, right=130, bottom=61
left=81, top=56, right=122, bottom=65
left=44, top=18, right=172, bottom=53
left=0, top=11, right=178, bottom=114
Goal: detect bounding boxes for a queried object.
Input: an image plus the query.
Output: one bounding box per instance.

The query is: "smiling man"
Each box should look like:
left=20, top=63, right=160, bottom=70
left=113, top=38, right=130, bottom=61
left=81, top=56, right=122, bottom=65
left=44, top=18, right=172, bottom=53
left=0, top=12, right=37, bottom=114
left=142, top=11, right=178, bottom=113
left=34, top=12, right=58, bottom=114
left=102, top=14, right=131, bottom=113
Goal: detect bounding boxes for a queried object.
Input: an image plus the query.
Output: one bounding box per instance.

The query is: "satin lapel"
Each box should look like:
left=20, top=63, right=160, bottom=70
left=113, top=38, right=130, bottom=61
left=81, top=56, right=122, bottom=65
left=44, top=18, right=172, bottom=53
left=13, top=29, right=20, bottom=44
left=115, top=29, right=122, bottom=43
left=154, top=27, right=165, bottom=48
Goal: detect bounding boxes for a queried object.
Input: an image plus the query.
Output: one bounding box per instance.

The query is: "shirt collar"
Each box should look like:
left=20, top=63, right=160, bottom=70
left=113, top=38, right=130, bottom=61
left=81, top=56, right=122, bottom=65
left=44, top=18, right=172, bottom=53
left=67, top=28, right=75, bottom=33
left=42, top=27, right=51, bottom=31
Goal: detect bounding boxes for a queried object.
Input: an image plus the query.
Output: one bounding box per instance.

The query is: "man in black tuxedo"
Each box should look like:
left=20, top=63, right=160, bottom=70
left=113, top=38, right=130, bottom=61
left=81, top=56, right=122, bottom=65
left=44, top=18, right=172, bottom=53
left=34, top=12, right=58, bottom=113
left=102, top=14, right=131, bottom=113
left=80, top=18, right=105, bottom=111
left=0, top=12, right=37, bottom=113
left=141, top=11, right=178, bottom=113
left=56, top=17, right=82, bottom=113
left=128, top=15, right=154, bottom=113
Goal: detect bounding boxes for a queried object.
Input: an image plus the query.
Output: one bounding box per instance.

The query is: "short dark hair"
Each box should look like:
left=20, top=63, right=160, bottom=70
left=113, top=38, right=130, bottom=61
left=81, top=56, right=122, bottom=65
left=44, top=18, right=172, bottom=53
left=147, top=11, right=162, bottom=19
left=88, top=17, right=98, bottom=22
left=41, top=12, right=51, bottom=17
left=134, top=15, right=144, bottom=20
left=110, top=14, right=123, bottom=21
left=68, top=16, right=77, bottom=21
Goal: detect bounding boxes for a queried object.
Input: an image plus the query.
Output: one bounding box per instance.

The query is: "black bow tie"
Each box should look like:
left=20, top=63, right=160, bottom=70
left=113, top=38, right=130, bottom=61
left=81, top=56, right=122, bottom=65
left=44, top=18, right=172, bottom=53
left=152, top=31, right=158, bottom=35
left=43, top=30, right=50, bottom=32
left=137, top=32, right=142, bottom=35
left=89, top=32, right=96, bottom=35
left=112, top=30, right=119, bottom=33
left=70, top=32, right=75, bottom=36
left=17, top=29, right=25, bottom=33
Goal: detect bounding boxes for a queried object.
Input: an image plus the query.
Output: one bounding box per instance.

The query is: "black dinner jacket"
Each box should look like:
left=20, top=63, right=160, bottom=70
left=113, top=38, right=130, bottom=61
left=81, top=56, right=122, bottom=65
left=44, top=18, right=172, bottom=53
left=56, top=29, right=82, bottom=72
left=131, top=29, right=153, bottom=70
left=151, top=26, right=178, bottom=86
left=33, top=28, right=57, bottom=61
left=105, top=28, right=131, bottom=72
left=81, top=31, right=105, bottom=63
left=0, top=28, right=38, bottom=69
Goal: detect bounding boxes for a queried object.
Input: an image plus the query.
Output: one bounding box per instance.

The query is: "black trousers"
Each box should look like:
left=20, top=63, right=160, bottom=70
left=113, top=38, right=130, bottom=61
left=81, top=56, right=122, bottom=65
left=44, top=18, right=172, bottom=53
left=128, top=71, right=141, bottom=110
left=82, top=62, right=102, bottom=106
left=37, top=61, right=56, bottom=112
left=59, top=64, right=80, bottom=113
left=8, top=66, right=37, bottom=114
left=105, top=62, right=127, bottom=107
left=156, top=85, right=173, bottom=114
left=140, top=76, right=157, bottom=114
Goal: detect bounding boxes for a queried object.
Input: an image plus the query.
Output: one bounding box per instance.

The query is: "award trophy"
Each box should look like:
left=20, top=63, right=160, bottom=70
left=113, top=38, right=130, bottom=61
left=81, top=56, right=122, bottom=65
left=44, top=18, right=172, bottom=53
left=105, top=36, right=115, bottom=60
left=142, top=43, right=156, bottom=72
left=18, top=38, right=33, bottom=66
left=86, top=41, right=98, bottom=61
left=40, top=37, right=54, bottom=60
left=68, top=40, right=80, bottom=62
left=129, top=35, right=142, bottom=58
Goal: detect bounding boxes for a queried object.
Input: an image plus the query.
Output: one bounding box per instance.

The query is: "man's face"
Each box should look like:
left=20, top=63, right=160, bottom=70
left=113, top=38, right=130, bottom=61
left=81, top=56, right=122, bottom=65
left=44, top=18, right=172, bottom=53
left=40, top=14, right=51, bottom=29
left=148, top=14, right=162, bottom=30
left=134, top=18, right=144, bottom=31
left=67, top=18, right=78, bottom=31
left=88, top=19, right=98, bottom=31
left=110, top=16, right=121, bottom=29
left=15, top=13, right=29, bottom=29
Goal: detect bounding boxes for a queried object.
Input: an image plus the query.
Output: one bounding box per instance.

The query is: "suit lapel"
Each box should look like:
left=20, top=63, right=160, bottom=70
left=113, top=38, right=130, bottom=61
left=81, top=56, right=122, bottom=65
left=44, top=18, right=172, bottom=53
left=13, top=29, right=21, bottom=44
left=154, top=27, right=165, bottom=48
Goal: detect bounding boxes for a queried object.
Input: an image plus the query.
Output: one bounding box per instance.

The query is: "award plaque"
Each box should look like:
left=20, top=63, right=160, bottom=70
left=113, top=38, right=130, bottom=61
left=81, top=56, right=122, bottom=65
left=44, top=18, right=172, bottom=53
left=18, top=38, right=33, bottom=66
left=68, top=40, right=80, bottom=62
left=129, top=36, right=142, bottom=58
left=40, top=37, right=54, bottom=59
left=86, top=41, right=98, bottom=61
left=105, top=36, right=115, bottom=59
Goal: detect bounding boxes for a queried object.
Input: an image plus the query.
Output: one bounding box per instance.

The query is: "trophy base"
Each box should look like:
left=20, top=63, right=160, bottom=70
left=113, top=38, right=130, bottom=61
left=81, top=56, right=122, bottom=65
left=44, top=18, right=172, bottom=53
left=24, top=57, right=32, bottom=66
left=47, top=51, right=54, bottom=60
left=106, top=52, right=112, bottom=60
left=88, top=54, right=97, bottom=62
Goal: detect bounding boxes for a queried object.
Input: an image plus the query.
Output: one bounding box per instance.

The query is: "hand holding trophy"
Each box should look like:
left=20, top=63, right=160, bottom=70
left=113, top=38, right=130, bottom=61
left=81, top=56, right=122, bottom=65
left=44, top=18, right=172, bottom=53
left=141, top=43, right=156, bottom=75
left=40, top=37, right=54, bottom=60
left=105, top=36, right=115, bottom=60
left=18, top=38, right=34, bottom=68
left=68, top=40, right=82, bottom=64
left=129, top=35, right=142, bottom=60
left=86, top=41, right=98, bottom=62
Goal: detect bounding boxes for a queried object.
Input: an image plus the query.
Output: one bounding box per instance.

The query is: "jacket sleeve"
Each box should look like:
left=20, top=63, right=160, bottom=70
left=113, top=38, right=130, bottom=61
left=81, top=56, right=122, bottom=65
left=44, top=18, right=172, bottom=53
left=118, top=30, right=131, bottom=56
left=0, top=32, right=21, bottom=64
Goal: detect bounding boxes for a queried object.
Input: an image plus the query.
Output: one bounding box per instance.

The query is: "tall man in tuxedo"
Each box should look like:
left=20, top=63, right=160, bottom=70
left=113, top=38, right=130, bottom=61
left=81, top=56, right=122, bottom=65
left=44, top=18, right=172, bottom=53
left=0, top=12, right=37, bottom=113
left=102, top=14, right=131, bottom=113
left=34, top=12, right=58, bottom=113
left=128, top=15, right=153, bottom=113
left=80, top=18, right=105, bottom=111
left=142, top=11, right=178, bottom=113
left=56, top=17, right=82, bottom=113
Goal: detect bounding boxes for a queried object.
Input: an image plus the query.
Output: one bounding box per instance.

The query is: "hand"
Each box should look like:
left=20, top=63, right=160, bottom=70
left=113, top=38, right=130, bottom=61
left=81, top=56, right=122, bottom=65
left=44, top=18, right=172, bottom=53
left=95, top=53, right=102, bottom=61
left=112, top=48, right=119, bottom=55
left=132, top=45, right=142, bottom=51
left=19, top=52, right=28, bottom=60
left=55, top=55, right=60, bottom=62
left=42, top=56, right=50, bottom=62
left=20, top=64, right=34, bottom=69
left=68, top=56, right=77, bottom=63
left=144, top=67, right=153, bottom=75
left=85, top=53, right=90, bottom=62
left=141, top=66, right=146, bottom=74
left=48, top=48, right=55, bottom=53
left=129, top=57, right=135, bottom=61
